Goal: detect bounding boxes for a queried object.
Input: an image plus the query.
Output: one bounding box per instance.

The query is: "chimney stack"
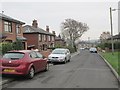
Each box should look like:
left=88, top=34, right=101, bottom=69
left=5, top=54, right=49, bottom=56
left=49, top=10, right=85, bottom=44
left=52, top=31, right=56, bottom=35
left=32, top=20, right=38, bottom=28
left=46, top=25, right=49, bottom=32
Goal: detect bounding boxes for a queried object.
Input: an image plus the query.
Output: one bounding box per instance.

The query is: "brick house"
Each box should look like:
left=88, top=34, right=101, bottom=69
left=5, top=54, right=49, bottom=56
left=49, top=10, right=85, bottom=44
left=23, top=20, right=55, bottom=51
left=55, top=34, right=66, bottom=47
left=107, top=33, right=120, bottom=42
left=0, top=13, right=27, bottom=49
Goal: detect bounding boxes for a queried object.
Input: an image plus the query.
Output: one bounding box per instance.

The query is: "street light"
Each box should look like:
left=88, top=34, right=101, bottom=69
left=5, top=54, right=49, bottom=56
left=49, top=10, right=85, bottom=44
left=110, top=7, right=114, bottom=54
left=110, top=7, right=119, bottom=54
left=112, top=9, right=120, bottom=11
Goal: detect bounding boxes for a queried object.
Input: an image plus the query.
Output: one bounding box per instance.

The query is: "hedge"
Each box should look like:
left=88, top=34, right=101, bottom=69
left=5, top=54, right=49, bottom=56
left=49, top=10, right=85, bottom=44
left=97, top=42, right=120, bottom=50
left=1, top=40, right=24, bottom=55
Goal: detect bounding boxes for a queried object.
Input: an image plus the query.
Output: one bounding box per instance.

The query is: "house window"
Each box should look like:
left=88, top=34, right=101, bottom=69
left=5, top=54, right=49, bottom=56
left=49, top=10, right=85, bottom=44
left=16, top=24, right=21, bottom=34
left=39, top=34, right=42, bottom=41
left=52, top=36, right=54, bottom=41
left=46, top=35, right=47, bottom=41
left=50, top=36, right=52, bottom=41
left=4, top=21, right=12, bottom=32
left=48, top=36, right=51, bottom=41
left=42, top=35, right=44, bottom=41
left=43, top=35, right=47, bottom=41
left=25, top=27, right=31, bottom=32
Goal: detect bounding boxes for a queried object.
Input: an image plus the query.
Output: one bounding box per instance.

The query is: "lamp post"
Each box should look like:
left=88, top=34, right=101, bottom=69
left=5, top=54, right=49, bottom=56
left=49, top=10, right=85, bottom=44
left=110, top=7, right=120, bottom=54
left=110, top=7, right=114, bottom=54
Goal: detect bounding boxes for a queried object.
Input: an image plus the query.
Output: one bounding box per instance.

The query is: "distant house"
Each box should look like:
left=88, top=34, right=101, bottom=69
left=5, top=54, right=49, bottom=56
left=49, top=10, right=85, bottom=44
left=55, top=34, right=66, bottom=47
left=23, top=20, right=55, bottom=51
left=0, top=13, right=27, bottom=49
left=107, top=33, right=120, bottom=42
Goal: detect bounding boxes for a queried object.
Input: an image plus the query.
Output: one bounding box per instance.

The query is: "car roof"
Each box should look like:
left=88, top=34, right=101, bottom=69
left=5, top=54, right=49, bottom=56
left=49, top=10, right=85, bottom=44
left=7, top=50, right=33, bottom=53
left=90, top=47, right=97, bottom=49
left=90, top=47, right=96, bottom=48
left=54, top=48, right=68, bottom=50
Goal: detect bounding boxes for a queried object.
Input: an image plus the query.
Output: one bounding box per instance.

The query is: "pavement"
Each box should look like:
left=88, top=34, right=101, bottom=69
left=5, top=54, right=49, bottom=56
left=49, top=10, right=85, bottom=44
left=0, top=51, right=79, bottom=86
left=98, top=52, right=120, bottom=84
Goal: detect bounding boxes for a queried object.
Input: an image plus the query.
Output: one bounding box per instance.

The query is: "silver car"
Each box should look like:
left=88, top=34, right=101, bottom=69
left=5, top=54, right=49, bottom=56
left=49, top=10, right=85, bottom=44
left=89, top=47, right=97, bottom=53
left=48, top=48, right=71, bottom=64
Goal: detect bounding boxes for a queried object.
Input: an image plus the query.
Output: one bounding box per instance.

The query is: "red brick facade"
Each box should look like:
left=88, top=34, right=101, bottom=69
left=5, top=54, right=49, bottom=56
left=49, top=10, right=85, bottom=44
left=23, top=20, right=55, bottom=51
left=0, top=13, right=27, bottom=49
left=23, top=34, right=38, bottom=49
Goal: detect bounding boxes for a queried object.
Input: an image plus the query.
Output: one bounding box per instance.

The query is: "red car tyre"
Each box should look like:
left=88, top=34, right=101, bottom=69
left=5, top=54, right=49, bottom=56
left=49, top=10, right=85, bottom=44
left=27, top=67, right=35, bottom=79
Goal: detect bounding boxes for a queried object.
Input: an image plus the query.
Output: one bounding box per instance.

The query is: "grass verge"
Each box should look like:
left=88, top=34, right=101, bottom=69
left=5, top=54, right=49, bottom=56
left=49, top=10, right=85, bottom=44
left=101, top=52, right=119, bottom=76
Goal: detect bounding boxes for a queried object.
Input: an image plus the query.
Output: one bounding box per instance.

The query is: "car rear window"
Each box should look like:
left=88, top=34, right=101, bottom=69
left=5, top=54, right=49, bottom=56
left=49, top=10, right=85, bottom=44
left=3, top=52, right=24, bottom=60
left=52, top=49, right=66, bottom=54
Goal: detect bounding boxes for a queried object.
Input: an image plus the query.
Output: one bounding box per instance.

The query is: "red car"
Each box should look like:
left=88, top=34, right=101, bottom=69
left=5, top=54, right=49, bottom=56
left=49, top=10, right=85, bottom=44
left=0, top=50, right=49, bottom=79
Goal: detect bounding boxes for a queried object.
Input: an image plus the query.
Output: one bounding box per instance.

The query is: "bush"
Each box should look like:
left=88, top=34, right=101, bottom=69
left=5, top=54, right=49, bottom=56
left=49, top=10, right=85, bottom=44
left=97, top=42, right=120, bottom=50
left=54, top=43, right=64, bottom=48
left=53, top=44, right=76, bottom=53
left=1, top=40, right=24, bottom=55
left=0, top=42, right=13, bottom=55
left=64, top=45, right=76, bottom=53
left=12, top=40, right=24, bottom=50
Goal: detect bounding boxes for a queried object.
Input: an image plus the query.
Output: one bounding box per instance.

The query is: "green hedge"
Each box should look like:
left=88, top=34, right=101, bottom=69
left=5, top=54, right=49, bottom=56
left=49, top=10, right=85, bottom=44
left=12, top=40, right=24, bottom=50
left=64, top=45, right=76, bottom=53
left=0, top=42, right=13, bottom=55
left=1, top=40, right=24, bottom=55
left=51, top=44, right=76, bottom=53
left=97, top=42, right=120, bottom=50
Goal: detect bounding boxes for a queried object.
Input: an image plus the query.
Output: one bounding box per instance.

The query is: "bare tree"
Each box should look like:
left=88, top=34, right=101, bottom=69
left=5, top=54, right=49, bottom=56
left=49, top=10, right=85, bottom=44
left=100, top=31, right=111, bottom=43
left=61, top=18, right=89, bottom=51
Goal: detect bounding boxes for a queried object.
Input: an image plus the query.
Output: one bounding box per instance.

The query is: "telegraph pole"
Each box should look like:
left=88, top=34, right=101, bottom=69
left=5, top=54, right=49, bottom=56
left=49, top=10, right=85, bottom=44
left=110, top=7, right=114, bottom=54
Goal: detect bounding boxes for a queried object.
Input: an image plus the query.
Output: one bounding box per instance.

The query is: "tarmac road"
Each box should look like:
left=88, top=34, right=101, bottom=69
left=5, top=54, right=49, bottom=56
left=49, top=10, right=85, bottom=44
left=2, top=50, right=119, bottom=88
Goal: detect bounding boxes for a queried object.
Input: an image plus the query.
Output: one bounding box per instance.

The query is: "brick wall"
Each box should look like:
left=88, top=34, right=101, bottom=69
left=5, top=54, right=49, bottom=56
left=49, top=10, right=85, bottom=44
left=23, top=33, right=38, bottom=49
left=3, top=22, right=16, bottom=41
left=1, top=20, right=23, bottom=42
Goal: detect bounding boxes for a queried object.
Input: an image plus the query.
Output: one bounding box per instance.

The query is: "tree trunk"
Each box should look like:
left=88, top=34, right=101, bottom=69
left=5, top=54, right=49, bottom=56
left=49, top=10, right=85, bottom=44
left=73, top=41, right=77, bottom=52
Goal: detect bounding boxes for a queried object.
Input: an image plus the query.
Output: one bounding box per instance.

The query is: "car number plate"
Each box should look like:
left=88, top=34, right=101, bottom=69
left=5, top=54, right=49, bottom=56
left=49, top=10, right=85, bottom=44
left=52, top=58, right=58, bottom=60
left=3, top=69, right=15, bottom=72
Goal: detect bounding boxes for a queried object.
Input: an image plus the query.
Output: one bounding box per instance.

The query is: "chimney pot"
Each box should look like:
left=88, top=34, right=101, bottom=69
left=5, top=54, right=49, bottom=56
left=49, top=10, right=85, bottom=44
left=32, top=20, right=38, bottom=28
left=46, top=25, right=49, bottom=32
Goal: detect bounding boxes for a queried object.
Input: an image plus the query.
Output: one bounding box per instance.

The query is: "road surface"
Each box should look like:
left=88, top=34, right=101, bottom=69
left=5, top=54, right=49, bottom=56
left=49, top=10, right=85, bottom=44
left=2, top=50, right=119, bottom=88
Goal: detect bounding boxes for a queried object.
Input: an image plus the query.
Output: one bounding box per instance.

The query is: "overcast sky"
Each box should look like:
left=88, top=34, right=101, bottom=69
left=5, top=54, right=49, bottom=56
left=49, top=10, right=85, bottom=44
left=0, top=1, right=119, bottom=41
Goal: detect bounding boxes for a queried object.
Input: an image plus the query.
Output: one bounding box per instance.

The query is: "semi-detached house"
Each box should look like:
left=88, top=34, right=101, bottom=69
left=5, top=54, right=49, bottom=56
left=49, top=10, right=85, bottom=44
left=23, top=20, right=55, bottom=51
left=0, top=13, right=27, bottom=49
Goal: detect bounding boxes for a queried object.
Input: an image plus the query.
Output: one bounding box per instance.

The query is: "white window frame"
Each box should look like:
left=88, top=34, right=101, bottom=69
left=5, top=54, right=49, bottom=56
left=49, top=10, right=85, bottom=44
left=48, top=36, right=51, bottom=41
left=39, top=34, right=42, bottom=41
left=52, top=36, right=54, bottom=41
left=16, top=24, right=21, bottom=34
left=4, top=21, right=12, bottom=32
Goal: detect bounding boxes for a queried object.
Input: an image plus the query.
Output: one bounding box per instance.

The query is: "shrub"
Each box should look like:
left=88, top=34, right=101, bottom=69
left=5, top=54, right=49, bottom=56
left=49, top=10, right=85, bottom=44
left=64, top=45, right=76, bottom=53
left=12, top=40, right=24, bottom=50
left=0, top=42, right=13, bottom=55
left=1, top=40, right=24, bottom=55
left=53, top=44, right=76, bottom=53
left=54, top=43, right=64, bottom=48
left=97, top=42, right=120, bottom=50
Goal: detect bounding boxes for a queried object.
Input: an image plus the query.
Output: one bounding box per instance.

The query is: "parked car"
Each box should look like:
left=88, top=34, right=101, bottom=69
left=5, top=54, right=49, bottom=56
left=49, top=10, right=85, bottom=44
left=0, top=50, right=49, bottom=79
left=89, top=47, right=97, bottom=53
left=48, top=48, right=71, bottom=64
left=80, top=48, right=85, bottom=50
